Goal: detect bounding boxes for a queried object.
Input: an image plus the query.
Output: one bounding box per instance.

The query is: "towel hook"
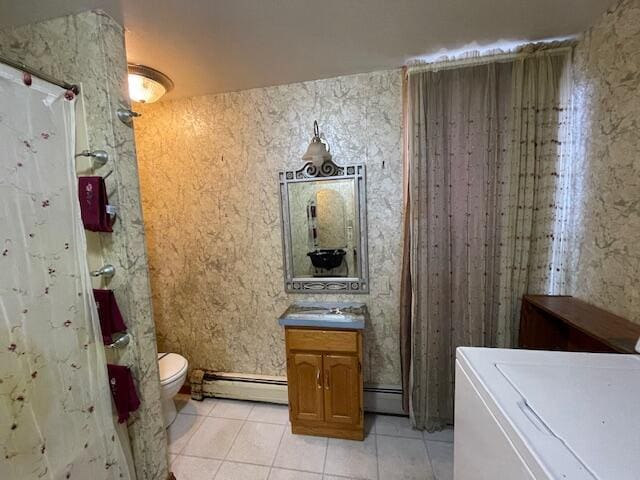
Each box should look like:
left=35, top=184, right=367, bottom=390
left=117, top=108, right=141, bottom=126
left=76, top=149, right=109, bottom=168
left=91, top=264, right=115, bottom=278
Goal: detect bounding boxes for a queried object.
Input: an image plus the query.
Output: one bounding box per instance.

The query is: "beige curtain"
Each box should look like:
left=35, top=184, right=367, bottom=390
left=402, top=49, right=571, bottom=430
left=495, top=52, right=572, bottom=347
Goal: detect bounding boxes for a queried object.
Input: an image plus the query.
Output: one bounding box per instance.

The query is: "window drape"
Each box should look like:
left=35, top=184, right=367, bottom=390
left=495, top=53, right=572, bottom=347
left=402, top=49, right=571, bottom=430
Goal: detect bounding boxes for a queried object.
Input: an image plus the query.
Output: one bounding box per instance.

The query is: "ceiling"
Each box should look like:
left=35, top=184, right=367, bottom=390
left=1, top=0, right=614, bottom=100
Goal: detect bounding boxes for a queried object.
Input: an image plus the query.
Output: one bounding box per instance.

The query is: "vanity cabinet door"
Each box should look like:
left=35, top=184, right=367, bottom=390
left=289, top=353, right=324, bottom=422
left=323, top=354, right=361, bottom=425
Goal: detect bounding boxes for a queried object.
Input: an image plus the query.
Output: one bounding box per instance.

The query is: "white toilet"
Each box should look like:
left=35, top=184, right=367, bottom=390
left=157, top=352, right=189, bottom=428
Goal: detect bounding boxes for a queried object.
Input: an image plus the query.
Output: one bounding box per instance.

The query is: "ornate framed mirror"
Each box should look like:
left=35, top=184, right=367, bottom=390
left=278, top=159, right=368, bottom=293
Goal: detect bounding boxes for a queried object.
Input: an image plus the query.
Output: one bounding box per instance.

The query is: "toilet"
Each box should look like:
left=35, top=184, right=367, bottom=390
left=157, top=352, right=188, bottom=428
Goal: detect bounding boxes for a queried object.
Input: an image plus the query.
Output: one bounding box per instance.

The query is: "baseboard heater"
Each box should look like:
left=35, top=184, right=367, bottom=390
left=190, top=369, right=405, bottom=415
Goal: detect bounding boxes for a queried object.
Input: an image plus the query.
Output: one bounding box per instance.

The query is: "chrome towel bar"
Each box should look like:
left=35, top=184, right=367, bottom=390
left=106, top=332, right=131, bottom=350
left=91, top=264, right=115, bottom=278
left=75, top=149, right=109, bottom=168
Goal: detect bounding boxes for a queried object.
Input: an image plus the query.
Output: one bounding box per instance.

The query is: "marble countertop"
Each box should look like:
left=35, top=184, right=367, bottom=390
left=278, top=301, right=368, bottom=330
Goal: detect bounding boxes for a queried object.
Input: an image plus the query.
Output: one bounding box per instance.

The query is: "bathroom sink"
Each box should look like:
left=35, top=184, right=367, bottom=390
left=278, top=301, right=367, bottom=330
left=307, top=249, right=346, bottom=270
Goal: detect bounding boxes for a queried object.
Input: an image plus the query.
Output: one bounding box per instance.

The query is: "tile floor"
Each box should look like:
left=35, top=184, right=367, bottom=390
left=168, top=395, right=453, bottom=480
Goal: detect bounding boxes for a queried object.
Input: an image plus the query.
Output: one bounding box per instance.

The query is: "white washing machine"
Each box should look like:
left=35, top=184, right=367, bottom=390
left=454, top=347, right=640, bottom=480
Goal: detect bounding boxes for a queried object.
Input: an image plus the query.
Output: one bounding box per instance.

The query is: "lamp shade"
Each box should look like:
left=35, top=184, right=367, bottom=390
left=127, top=64, right=173, bottom=103
left=302, top=121, right=332, bottom=167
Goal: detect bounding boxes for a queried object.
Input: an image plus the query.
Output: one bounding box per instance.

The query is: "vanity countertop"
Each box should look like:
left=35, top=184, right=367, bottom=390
left=278, top=301, right=367, bottom=330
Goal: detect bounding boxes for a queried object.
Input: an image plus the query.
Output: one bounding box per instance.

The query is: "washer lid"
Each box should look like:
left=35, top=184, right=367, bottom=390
left=498, top=360, right=640, bottom=480
left=457, top=348, right=640, bottom=480
left=158, top=353, right=188, bottom=384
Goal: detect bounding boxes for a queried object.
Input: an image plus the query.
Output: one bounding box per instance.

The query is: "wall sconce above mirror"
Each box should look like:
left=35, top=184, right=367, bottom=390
left=279, top=122, right=368, bottom=293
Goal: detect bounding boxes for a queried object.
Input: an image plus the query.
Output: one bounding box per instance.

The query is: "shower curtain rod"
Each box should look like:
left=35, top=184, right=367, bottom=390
left=0, top=52, right=80, bottom=93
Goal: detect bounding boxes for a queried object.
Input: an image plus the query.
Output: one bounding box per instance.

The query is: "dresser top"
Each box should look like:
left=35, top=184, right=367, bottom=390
left=524, top=295, right=640, bottom=353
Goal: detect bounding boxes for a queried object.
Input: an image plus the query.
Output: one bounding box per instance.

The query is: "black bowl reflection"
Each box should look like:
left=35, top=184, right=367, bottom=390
left=307, top=249, right=346, bottom=270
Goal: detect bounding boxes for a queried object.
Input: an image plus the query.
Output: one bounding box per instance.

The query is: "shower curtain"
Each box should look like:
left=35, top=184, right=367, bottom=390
left=0, top=64, right=131, bottom=478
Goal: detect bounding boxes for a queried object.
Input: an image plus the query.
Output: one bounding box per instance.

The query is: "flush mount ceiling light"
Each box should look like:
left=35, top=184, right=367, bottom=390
left=127, top=64, right=174, bottom=103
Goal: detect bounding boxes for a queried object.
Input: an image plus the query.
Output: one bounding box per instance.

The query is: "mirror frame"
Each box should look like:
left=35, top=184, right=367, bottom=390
left=278, top=158, right=369, bottom=293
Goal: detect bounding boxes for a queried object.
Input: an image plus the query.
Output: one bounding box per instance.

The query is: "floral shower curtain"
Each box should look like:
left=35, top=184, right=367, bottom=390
left=402, top=48, right=571, bottom=430
left=0, top=65, right=131, bottom=478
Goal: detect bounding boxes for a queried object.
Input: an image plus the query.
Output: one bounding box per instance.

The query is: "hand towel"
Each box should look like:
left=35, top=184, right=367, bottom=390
left=93, top=289, right=127, bottom=344
left=78, top=176, right=114, bottom=232
left=107, top=364, right=141, bottom=423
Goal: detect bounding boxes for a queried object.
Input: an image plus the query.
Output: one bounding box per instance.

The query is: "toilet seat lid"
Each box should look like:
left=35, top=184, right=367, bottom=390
left=158, top=353, right=188, bottom=384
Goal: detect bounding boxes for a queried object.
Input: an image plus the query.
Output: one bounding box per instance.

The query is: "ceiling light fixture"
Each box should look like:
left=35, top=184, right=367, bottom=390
left=127, top=64, right=174, bottom=103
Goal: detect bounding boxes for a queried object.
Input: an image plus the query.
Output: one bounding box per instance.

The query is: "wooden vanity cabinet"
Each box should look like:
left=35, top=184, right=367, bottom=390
left=285, top=327, right=364, bottom=440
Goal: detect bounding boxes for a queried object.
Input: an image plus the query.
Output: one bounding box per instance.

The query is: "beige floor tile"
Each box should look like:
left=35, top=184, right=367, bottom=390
left=226, top=421, right=285, bottom=465
left=374, top=415, right=422, bottom=439
left=377, top=435, right=433, bottom=480
left=170, top=455, right=221, bottom=479
left=426, top=441, right=454, bottom=480
left=273, top=429, right=327, bottom=473
left=324, top=435, right=378, bottom=480
left=268, top=468, right=322, bottom=480
left=167, top=413, right=205, bottom=454
left=248, top=403, right=290, bottom=424
left=214, top=461, right=269, bottom=480
left=182, top=416, right=244, bottom=459
left=210, top=398, right=255, bottom=420
left=175, top=393, right=218, bottom=416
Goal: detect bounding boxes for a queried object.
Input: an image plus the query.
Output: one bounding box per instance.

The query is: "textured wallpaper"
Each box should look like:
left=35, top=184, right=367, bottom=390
left=570, top=0, right=640, bottom=324
left=0, top=11, right=168, bottom=479
left=135, top=70, right=403, bottom=385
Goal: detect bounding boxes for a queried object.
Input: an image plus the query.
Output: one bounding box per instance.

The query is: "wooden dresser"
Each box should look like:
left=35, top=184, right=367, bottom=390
left=519, top=295, right=640, bottom=353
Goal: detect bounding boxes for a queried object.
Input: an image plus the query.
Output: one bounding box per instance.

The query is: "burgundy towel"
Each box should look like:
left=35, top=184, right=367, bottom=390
left=78, top=176, right=114, bottom=232
left=93, top=289, right=127, bottom=344
left=107, top=364, right=141, bottom=423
